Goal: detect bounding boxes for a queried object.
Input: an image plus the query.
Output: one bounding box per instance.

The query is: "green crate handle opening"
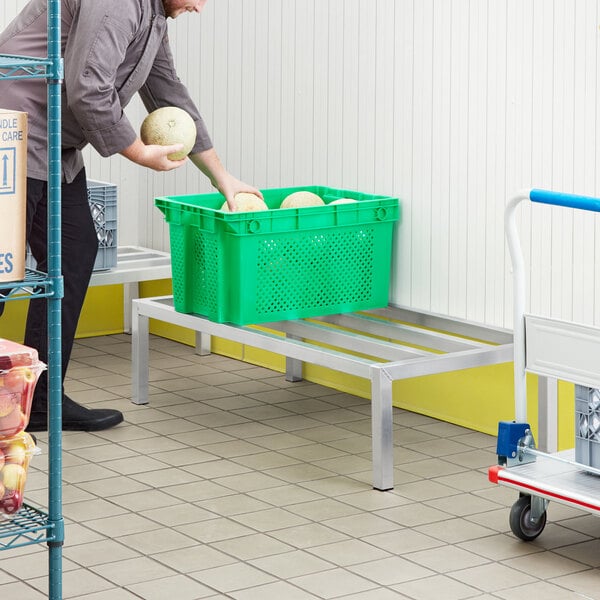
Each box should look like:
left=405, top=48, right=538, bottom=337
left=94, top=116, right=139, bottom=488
left=248, top=219, right=261, bottom=233
left=376, top=207, right=388, bottom=221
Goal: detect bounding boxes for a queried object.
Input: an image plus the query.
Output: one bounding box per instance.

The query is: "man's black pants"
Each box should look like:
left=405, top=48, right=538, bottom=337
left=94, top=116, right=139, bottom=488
left=23, top=168, right=98, bottom=411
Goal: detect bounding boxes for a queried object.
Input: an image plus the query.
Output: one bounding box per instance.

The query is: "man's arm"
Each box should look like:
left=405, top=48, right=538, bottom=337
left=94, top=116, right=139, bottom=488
left=121, top=138, right=186, bottom=171
left=140, top=33, right=262, bottom=208
left=63, top=1, right=140, bottom=156
left=190, top=148, right=263, bottom=209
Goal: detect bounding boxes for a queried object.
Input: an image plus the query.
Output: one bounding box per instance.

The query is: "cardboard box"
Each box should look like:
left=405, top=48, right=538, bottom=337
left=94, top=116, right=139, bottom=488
left=0, top=109, right=26, bottom=283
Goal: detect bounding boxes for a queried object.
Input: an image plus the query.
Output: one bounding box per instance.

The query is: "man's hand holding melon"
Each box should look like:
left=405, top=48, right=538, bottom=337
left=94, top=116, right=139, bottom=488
left=123, top=106, right=192, bottom=171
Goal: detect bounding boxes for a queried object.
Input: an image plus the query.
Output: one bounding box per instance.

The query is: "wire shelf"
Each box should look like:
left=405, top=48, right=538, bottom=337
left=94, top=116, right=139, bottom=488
left=0, top=504, right=53, bottom=550
left=0, top=269, right=55, bottom=302
left=0, top=54, right=51, bottom=80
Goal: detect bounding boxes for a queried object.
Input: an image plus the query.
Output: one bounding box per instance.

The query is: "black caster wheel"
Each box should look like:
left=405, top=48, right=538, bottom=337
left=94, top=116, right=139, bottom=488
left=509, top=495, right=547, bottom=541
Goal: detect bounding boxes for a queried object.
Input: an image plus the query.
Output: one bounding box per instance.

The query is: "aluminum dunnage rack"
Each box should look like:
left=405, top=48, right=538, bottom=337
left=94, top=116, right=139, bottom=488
left=131, top=297, right=513, bottom=491
left=490, top=189, right=600, bottom=541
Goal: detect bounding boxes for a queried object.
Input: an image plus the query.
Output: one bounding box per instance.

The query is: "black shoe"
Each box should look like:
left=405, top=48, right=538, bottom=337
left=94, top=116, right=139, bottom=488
left=27, top=396, right=124, bottom=432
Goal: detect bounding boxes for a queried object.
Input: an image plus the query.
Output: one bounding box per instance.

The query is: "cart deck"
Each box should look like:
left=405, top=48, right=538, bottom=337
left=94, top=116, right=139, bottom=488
left=490, top=450, right=600, bottom=517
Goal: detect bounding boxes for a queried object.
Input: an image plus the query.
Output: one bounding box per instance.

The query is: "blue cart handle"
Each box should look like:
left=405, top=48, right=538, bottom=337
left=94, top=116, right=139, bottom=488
left=530, top=189, right=600, bottom=213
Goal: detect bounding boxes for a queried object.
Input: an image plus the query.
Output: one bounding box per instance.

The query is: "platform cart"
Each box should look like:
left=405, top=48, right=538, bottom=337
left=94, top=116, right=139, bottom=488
left=489, top=189, right=600, bottom=541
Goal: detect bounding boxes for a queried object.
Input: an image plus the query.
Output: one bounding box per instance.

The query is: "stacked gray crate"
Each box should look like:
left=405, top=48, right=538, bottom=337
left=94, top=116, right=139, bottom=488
left=87, top=180, right=117, bottom=270
left=575, top=385, right=600, bottom=468
left=26, top=179, right=117, bottom=272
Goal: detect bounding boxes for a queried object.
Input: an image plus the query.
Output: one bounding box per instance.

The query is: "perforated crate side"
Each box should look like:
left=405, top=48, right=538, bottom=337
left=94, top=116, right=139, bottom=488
left=166, top=214, right=396, bottom=323
left=87, top=180, right=117, bottom=271
left=575, top=385, right=600, bottom=468
left=87, top=180, right=117, bottom=231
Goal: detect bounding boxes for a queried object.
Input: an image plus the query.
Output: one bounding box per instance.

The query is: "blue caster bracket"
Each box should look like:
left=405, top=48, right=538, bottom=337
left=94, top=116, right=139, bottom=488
left=497, top=421, right=537, bottom=467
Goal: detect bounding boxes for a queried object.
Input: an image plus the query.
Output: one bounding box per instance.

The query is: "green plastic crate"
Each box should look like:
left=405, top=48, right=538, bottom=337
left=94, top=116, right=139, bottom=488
left=155, top=186, right=400, bottom=325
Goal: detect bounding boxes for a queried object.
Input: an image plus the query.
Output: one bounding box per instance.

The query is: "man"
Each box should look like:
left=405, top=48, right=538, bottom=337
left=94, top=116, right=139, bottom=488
left=0, top=0, right=262, bottom=432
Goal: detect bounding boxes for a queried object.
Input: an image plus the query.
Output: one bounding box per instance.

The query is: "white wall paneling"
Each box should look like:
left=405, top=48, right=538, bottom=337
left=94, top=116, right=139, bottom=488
left=2, top=1, right=600, bottom=329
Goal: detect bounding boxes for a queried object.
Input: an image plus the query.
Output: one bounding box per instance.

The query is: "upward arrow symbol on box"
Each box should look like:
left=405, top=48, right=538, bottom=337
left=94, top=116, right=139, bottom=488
left=1, top=154, right=7, bottom=188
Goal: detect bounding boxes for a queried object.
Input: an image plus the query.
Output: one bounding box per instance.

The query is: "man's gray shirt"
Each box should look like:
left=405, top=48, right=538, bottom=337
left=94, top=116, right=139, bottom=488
left=0, top=0, right=213, bottom=182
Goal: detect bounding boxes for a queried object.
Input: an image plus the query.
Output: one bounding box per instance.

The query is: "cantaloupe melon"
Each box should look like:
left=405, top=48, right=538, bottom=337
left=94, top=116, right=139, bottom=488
left=280, top=190, right=324, bottom=208
left=140, top=106, right=196, bottom=160
left=329, top=198, right=358, bottom=205
left=220, top=192, right=268, bottom=212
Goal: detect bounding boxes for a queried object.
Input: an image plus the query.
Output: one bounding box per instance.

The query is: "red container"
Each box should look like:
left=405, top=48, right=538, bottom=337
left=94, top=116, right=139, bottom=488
left=0, top=339, right=45, bottom=438
left=0, top=431, right=36, bottom=516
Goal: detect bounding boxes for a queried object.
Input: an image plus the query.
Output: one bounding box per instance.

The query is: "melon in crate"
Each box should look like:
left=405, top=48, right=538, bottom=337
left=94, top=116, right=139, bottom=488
left=280, top=190, right=324, bottom=208
left=220, top=192, right=268, bottom=212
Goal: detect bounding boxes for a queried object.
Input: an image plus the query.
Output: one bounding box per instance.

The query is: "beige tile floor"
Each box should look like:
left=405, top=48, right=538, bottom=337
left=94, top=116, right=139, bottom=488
left=2, top=333, right=600, bottom=599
